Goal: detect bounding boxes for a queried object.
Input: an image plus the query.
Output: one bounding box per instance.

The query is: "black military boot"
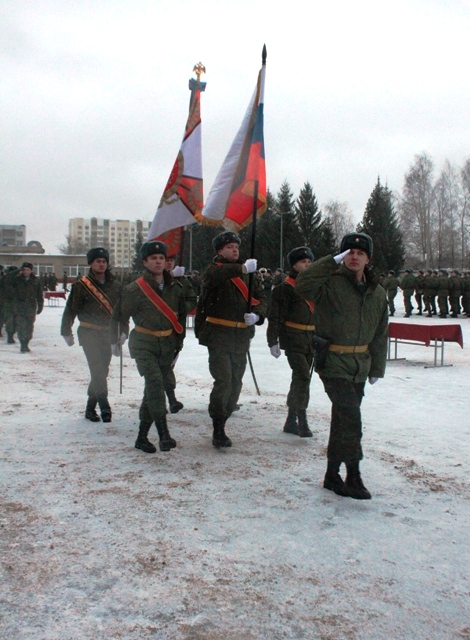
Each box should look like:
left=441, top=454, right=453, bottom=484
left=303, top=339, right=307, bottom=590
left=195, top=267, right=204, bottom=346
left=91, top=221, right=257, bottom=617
left=297, top=409, right=313, bottom=437
left=323, top=460, right=349, bottom=496
left=212, top=418, right=232, bottom=448
left=155, top=416, right=176, bottom=452
left=135, top=422, right=157, bottom=453
left=20, top=340, right=31, bottom=353
left=7, top=333, right=16, bottom=344
left=85, top=398, right=100, bottom=422
left=101, top=410, right=112, bottom=423
left=345, top=461, right=372, bottom=500
left=166, top=388, right=184, bottom=413
left=283, top=408, right=298, bottom=435
left=98, top=397, right=112, bottom=422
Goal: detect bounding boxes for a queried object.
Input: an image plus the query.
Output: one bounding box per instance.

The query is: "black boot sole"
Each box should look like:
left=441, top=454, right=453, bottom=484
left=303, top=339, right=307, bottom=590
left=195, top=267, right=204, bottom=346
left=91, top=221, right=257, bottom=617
left=135, top=441, right=157, bottom=453
left=323, top=479, right=349, bottom=497
left=159, top=439, right=176, bottom=452
left=212, top=437, right=232, bottom=448
left=169, top=402, right=184, bottom=413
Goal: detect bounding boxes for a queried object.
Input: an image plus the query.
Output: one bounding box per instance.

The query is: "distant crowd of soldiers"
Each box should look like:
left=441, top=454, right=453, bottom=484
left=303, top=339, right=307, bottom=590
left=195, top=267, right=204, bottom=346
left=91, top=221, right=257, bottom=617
left=380, top=268, right=470, bottom=319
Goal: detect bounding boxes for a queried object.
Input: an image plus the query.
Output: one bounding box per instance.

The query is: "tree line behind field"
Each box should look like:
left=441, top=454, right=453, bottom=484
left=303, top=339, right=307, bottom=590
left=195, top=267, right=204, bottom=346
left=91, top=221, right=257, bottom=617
left=61, top=153, right=470, bottom=275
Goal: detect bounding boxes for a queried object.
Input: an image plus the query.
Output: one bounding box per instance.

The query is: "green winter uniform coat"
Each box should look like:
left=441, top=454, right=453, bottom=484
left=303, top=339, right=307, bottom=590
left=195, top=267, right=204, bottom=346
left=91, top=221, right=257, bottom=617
left=196, top=255, right=267, bottom=420
left=296, top=256, right=388, bottom=464
left=295, top=256, right=388, bottom=383
left=267, top=270, right=315, bottom=352
left=399, top=274, right=416, bottom=295
left=196, top=256, right=267, bottom=352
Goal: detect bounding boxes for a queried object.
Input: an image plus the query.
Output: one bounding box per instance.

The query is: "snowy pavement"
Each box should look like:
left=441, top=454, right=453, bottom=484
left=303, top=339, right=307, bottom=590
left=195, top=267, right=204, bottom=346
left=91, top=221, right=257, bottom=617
left=1, top=299, right=469, bottom=639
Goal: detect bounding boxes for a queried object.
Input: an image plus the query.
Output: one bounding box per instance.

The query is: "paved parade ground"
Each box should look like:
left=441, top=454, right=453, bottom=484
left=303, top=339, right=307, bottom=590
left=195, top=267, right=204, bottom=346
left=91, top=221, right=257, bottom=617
left=1, top=301, right=469, bottom=639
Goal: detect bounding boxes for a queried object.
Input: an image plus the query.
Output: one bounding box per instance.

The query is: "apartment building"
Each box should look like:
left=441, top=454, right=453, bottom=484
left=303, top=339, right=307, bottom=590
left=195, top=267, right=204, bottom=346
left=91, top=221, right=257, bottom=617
left=0, top=224, right=26, bottom=246
left=69, top=218, right=151, bottom=267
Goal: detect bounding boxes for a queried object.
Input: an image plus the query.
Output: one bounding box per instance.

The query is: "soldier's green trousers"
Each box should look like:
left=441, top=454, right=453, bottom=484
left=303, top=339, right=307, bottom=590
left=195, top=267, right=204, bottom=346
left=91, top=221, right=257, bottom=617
left=403, top=294, right=414, bottom=315
left=437, top=295, right=449, bottom=316
left=286, top=350, right=313, bottom=411
left=387, top=291, right=397, bottom=315
left=208, top=348, right=247, bottom=420
left=4, top=303, right=16, bottom=336
left=322, top=377, right=365, bottom=464
left=130, top=334, right=174, bottom=423
left=15, top=314, right=36, bottom=342
left=78, top=326, right=112, bottom=409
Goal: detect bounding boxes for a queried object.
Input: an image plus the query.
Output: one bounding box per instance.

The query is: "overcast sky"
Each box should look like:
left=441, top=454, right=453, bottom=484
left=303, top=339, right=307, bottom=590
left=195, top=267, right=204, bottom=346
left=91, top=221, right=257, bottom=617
left=1, top=0, right=469, bottom=253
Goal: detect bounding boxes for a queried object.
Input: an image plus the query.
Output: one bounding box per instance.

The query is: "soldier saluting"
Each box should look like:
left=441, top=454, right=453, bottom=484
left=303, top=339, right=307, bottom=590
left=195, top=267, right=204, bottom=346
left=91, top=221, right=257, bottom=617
left=61, top=247, right=121, bottom=422
left=110, top=241, right=187, bottom=454
left=296, top=233, right=388, bottom=500
left=195, top=231, right=267, bottom=449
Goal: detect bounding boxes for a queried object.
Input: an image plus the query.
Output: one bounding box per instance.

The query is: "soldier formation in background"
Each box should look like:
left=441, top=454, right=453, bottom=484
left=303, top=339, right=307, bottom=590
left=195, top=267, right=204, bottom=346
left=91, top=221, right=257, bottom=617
left=379, top=266, right=470, bottom=319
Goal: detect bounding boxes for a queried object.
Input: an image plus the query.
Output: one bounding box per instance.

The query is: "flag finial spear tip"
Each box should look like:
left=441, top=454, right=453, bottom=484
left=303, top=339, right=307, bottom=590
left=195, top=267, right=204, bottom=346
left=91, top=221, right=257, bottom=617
left=262, top=45, right=267, bottom=65
left=193, top=62, right=206, bottom=80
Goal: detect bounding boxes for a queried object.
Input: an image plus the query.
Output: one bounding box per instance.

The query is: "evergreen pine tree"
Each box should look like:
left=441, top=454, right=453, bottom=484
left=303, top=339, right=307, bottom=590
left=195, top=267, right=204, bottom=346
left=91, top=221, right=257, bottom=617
left=247, top=188, right=279, bottom=269
left=294, top=181, right=322, bottom=249
left=359, top=177, right=405, bottom=273
left=315, top=218, right=337, bottom=258
left=276, top=180, right=301, bottom=269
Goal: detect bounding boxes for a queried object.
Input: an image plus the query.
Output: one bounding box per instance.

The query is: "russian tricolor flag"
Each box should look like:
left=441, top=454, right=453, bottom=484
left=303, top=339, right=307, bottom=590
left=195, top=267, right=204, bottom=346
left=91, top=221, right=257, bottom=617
left=203, top=49, right=266, bottom=231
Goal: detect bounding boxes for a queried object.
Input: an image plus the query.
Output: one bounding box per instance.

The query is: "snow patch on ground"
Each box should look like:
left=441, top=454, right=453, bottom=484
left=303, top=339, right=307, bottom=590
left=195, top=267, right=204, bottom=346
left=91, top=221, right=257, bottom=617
left=1, top=300, right=469, bottom=639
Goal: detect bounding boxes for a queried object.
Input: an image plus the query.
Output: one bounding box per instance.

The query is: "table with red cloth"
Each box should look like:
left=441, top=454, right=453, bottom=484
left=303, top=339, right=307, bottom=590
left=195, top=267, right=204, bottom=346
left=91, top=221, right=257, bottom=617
left=44, top=291, right=67, bottom=307
left=388, top=322, right=464, bottom=367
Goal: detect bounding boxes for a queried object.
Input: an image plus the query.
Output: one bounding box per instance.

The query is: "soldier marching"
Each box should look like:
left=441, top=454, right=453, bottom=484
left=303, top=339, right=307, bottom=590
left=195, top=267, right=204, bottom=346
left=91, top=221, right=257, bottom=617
left=49, top=233, right=470, bottom=501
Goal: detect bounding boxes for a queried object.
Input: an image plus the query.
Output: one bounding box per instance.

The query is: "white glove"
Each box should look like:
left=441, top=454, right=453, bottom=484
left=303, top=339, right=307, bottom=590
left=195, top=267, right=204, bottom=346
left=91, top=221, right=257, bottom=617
left=63, top=334, right=74, bottom=347
left=270, top=344, right=281, bottom=358
left=244, top=312, right=259, bottom=326
left=111, top=343, right=121, bottom=357
left=172, top=266, right=185, bottom=277
left=118, top=332, right=127, bottom=346
left=243, top=259, right=257, bottom=274
left=334, top=249, right=350, bottom=264
left=369, top=377, right=379, bottom=385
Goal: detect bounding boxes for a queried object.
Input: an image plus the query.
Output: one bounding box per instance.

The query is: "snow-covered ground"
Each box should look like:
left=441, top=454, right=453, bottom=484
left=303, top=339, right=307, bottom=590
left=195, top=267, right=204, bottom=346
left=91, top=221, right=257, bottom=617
left=1, top=296, right=469, bottom=640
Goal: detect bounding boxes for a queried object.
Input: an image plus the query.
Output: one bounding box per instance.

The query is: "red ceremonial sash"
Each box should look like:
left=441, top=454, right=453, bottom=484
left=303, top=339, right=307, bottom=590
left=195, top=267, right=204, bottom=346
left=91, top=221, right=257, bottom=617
left=136, top=277, right=183, bottom=334
left=285, top=276, right=315, bottom=314
left=231, top=277, right=260, bottom=306
left=80, top=276, right=114, bottom=316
